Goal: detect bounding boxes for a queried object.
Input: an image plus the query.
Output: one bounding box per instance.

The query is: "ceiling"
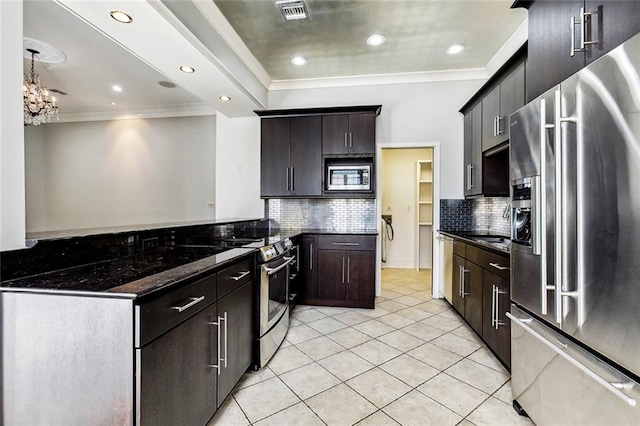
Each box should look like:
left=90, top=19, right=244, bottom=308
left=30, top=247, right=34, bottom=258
left=23, top=0, right=213, bottom=121
left=22, top=0, right=528, bottom=120
left=214, top=0, right=527, bottom=81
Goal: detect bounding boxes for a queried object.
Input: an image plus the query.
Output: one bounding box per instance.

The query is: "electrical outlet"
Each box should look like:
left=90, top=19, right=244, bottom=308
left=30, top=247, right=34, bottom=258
left=206, top=202, right=215, bottom=208
left=302, top=209, right=309, bottom=218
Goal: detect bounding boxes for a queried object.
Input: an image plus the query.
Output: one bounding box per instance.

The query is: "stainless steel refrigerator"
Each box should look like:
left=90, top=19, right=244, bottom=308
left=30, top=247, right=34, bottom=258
left=508, top=32, right=640, bottom=424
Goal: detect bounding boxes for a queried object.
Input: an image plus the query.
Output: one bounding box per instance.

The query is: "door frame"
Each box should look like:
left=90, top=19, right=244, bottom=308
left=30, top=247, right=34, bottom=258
left=376, top=142, right=442, bottom=299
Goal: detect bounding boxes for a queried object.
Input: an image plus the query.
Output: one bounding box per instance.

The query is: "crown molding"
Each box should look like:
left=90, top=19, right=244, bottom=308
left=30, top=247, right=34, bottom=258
left=55, top=103, right=216, bottom=123
left=268, top=68, right=490, bottom=91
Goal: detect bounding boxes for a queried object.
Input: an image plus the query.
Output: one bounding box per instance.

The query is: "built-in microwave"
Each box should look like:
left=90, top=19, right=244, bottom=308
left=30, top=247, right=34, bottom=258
left=326, top=164, right=371, bottom=191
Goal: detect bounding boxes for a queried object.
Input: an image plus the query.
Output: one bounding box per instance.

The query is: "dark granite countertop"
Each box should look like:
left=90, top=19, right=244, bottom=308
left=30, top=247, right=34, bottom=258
left=0, top=224, right=378, bottom=299
left=438, top=230, right=510, bottom=255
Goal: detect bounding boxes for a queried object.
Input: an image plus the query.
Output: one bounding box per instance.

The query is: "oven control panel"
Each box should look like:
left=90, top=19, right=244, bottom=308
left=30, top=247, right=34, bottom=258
left=259, top=238, right=293, bottom=262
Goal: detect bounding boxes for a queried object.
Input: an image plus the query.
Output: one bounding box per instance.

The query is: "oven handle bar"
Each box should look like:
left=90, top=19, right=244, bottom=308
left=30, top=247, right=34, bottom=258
left=262, top=256, right=295, bottom=275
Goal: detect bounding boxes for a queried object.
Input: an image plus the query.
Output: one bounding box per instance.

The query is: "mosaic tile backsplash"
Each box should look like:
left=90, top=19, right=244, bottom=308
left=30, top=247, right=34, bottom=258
left=266, top=199, right=377, bottom=231
left=440, top=197, right=510, bottom=236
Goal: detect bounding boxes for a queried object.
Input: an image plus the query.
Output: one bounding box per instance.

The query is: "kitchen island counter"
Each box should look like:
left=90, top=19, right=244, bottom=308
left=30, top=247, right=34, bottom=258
left=1, top=221, right=377, bottom=298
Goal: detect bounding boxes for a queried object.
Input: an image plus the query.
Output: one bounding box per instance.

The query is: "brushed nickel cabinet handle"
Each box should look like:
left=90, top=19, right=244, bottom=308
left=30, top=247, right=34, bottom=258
left=171, top=296, right=205, bottom=313
left=231, top=271, right=250, bottom=281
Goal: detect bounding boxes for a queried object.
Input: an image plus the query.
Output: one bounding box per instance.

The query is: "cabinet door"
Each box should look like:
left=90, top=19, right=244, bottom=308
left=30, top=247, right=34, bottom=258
left=464, top=261, right=483, bottom=337
left=452, top=254, right=465, bottom=315
left=348, top=113, right=376, bottom=155
left=585, top=0, right=640, bottom=64
left=217, top=281, right=253, bottom=407
left=322, top=114, right=349, bottom=154
left=482, top=274, right=499, bottom=357
left=482, top=270, right=511, bottom=369
left=481, top=86, right=501, bottom=152
left=345, top=250, right=375, bottom=306
left=526, top=0, right=585, bottom=102
left=499, top=61, right=525, bottom=142
left=138, top=303, right=217, bottom=426
left=301, top=236, right=317, bottom=298
left=261, top=118, right=291, bottom=197
left=495, top=276, right=511, bottom=369
left=470, top=104, right=483, bottom=196
left=290, top=116, right=322, bottom=196
left=317, top=250, right=347, bottom=300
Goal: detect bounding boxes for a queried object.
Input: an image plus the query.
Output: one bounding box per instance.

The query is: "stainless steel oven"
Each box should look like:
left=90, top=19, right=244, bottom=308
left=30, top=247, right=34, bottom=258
left=254, top=238, right=294, bottom=369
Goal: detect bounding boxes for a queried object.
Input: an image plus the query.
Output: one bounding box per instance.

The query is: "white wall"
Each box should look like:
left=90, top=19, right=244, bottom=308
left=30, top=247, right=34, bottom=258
left=214, top=113, right=264, bottom=219
left=0, top=0, right=26, bottom=251
left=268, top=78, right=485, bottom=199
left=381, top=148, right=432, bottom=268
left=24, top=115, right=217, bottom=233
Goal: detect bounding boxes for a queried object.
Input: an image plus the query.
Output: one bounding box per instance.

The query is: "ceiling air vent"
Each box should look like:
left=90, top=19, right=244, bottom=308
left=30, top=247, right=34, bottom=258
left=276, top=0, right=309, bottom=21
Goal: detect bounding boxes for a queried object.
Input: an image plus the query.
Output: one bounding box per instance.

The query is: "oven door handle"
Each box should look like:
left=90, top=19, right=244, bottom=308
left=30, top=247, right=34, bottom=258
left=262, top=256, right=295, bottom=275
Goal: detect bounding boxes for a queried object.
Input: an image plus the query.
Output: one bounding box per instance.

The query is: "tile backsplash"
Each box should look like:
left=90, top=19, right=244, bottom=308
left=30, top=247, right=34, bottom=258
left=266, top=199, right=377, bottom=231
left=440, top=197, right=510, bottom=235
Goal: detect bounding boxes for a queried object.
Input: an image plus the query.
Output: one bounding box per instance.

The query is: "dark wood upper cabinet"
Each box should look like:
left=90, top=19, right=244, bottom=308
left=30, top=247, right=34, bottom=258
left=482, top=61, right=525, bottom=152
left=525, top=0, right=585, bottom=102
left=256, top=106, right=381, bottom=198
left=290, top=116, right=322, bottom=196
left=260, top=116, right=322, bottom=198
left=463, top=103, right=483, bottom=197
left=260, top=118, right=291, bottom=197
left=585, top=1, right=640, bottom=63
left=517, top=0, right=640, bottom=102
left=322, top=113, right=376, bottom=155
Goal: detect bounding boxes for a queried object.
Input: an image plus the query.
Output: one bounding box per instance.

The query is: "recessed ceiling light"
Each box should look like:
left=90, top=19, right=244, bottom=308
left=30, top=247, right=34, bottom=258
left=219, top=95, right=231, bottom=101
left=180, top=65, right=195, bottom=73
left=291, top=56, right=307, bottom=66
left=112, top=85, right=123, bottom=92
left=446, top=44, right=465, bottom=55
left=110, top=102, right=116, bottom=106
left=110, top=11, right=133, bottom=24
left=366, top=34, right=386, bottom=47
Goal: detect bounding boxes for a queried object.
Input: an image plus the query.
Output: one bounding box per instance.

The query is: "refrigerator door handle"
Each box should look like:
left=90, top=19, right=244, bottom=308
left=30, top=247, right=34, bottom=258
left=507, top=312, right=637, bottom=407
left=538, top=98, right=556, bottom=316
left=554, top=86, right=579, bottom=324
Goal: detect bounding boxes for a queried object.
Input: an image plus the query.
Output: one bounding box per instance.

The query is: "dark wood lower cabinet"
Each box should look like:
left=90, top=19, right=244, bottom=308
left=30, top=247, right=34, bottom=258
left=452, top=254, right=465, bottom=315
left=137, top=255, right=255, bottom=424
left=216, top=280, right=253, bottom=407
left=138, top=304, right=217, bottom=426
left=464, top=261, right=484, bottom=337
left=301, top=234, right=376, bottom=308
left=451, top=240, right=511, bottom=369
left=300, top=236, right=317, bottom=299
left=317, top=250, right=346, bottom=300
left=482, top=270, right=511, bottom=369
left=452, top=255, right=483, bottom=337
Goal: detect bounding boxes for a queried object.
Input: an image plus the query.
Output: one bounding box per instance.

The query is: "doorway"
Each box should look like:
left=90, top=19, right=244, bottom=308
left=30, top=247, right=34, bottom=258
left=378, top=146, right=438, bottom=296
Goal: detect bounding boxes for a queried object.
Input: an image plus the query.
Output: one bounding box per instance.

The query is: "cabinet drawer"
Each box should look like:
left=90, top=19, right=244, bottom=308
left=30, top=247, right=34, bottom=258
left=466, top=244, right=510, bottom=280
left=317, top=235, right=376, bottom=251
left=217, top=257, right=254, bottom=300
left=136, top=274, right=217, bottom=347
left=453, top=240, right=466, bottom=257
left=482, top=250, right=510, bottom=280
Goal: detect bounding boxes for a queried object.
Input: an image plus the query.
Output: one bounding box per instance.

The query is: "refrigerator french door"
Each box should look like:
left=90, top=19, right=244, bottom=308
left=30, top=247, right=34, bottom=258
left=508, top=32, right=640, bottom=424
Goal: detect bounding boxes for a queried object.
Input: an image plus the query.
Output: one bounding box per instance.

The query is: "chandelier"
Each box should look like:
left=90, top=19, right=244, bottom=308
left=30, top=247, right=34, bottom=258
left=23, top=48, right=59, bottom=126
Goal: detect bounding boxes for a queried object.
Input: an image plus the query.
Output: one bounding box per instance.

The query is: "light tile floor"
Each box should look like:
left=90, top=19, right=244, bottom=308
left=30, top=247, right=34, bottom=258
left=209, top=269, right=534, bottom=426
